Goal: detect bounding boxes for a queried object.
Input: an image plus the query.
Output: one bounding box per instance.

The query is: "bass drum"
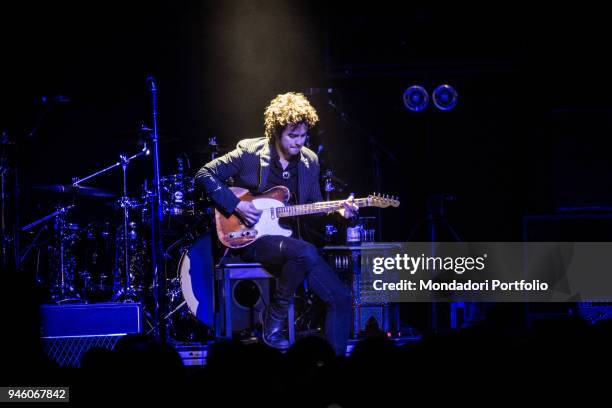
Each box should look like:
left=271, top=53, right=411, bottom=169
left=175, top=232, right=216, bottom=335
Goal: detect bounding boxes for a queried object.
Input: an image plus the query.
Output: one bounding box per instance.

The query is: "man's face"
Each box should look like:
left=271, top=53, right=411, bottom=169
left=277, top=122, right=308, bottom=158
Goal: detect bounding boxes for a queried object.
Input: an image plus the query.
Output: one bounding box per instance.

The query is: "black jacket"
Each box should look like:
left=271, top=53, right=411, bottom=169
left=195, top=137, right=323, bottom=215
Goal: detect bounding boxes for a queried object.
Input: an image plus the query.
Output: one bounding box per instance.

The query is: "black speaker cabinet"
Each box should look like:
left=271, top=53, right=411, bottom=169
left=229, top=277, right=270, bottom=334
left=215, top=263, right=274, bottom=338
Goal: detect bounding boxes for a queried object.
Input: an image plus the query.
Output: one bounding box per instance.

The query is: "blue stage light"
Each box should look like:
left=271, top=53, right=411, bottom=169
left=403, top=85, right=429, bottom=112
left=432, top=84, right=458, bottom=111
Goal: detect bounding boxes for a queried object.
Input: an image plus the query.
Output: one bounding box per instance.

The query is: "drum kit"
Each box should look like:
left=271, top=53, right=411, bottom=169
left=21, top=132, right=223, bottom=342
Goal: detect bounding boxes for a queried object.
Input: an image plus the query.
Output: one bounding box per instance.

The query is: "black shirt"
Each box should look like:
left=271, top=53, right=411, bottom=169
left=265, top=147, right=300, bottom=234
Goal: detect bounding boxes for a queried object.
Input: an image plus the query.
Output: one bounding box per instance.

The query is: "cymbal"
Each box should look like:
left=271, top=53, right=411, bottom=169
left=33, top=184, right=117, bottom=198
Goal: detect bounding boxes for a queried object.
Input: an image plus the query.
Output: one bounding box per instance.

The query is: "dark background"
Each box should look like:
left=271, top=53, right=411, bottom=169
left=3, top=1, right=612, bottom=244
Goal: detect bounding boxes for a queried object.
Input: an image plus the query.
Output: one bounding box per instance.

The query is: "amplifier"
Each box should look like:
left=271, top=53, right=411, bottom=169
left=40, top=302, right=142, bottom=337
left=40, top=302, right=143, bottom=367
left=323, top=244, right=400, bottom=338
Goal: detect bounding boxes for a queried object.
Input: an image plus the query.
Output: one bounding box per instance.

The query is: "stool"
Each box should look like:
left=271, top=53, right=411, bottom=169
left=215, top=261, right=295, bottom=344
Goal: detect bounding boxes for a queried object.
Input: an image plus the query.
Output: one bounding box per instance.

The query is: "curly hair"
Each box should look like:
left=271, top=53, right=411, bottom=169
left=264, top=92, right=319, bottom=141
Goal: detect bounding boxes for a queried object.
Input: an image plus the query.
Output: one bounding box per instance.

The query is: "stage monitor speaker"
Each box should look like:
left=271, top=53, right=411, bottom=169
left=40, top=302, right=142, bottom=367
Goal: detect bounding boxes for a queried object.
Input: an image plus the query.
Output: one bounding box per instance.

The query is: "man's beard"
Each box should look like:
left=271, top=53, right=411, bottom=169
left=279, top=143, right=301, bottom=158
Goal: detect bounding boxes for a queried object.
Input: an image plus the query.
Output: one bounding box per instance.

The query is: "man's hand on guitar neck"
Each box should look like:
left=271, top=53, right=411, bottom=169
left=337, top=193, right=359, bottom=219
left=235, top=200, right=263, bottom=226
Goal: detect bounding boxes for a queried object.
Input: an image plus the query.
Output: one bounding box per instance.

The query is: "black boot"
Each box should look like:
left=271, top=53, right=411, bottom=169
left=261, top=306, right=290, bottom=350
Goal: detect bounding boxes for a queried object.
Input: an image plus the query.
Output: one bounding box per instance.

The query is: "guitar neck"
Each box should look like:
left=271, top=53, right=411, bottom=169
left=276, top=198, right=370, bottom=218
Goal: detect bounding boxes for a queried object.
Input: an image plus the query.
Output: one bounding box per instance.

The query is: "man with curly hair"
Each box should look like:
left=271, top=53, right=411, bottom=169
left=196, top=92, right=356, bottom=354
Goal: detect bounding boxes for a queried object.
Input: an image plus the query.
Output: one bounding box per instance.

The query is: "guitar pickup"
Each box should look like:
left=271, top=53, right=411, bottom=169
left=228, top=229, right=258, bottom=239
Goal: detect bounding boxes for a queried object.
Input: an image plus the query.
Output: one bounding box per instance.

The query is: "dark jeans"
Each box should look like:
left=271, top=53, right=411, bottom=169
left=238, top=235, right=352, bottom=355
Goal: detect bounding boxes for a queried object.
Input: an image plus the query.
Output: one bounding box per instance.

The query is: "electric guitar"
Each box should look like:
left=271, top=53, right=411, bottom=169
left=215, top=186, right=400, bottom=248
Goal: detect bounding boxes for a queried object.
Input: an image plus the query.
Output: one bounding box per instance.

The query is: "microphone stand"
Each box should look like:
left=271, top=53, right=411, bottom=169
left=146, top=76, right=166, bottom=342
left=72, top=146, right=149, bottom=187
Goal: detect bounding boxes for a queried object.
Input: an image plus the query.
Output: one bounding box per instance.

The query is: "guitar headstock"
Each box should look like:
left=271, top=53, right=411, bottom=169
left=367, top=193, right=400, bottom=208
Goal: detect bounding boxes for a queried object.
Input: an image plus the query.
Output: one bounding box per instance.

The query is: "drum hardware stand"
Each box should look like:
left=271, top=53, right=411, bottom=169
left=23, top=204, right=82, bottom=304
left=22, top=205, right=78, bottom=301
left=112, top=154, right=140, bottom=303
left=208, top=136, right=219, bottom=160
left=322, top=169, right=347, bottom=243
left=176, top=152, right=191, bottom=175
left=20, top=205, right=76, bottom=274
left=19, top=221, right=48, bottom=284
left=53, top=207, right=83, bottom=304
left=317, top=167, right=351, bottom=291
left=146, top=76, right=167, bottom=342
left=145, top=299, right=187, bottom=336
left=322, top=169, right=337, bottom=201
left=71, top=144, right=149, bottom=303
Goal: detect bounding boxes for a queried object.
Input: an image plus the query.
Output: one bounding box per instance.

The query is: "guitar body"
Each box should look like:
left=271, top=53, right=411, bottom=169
left=214, top=185, right=399, bottom=249
left=215, top=186, right=293, bottom=249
